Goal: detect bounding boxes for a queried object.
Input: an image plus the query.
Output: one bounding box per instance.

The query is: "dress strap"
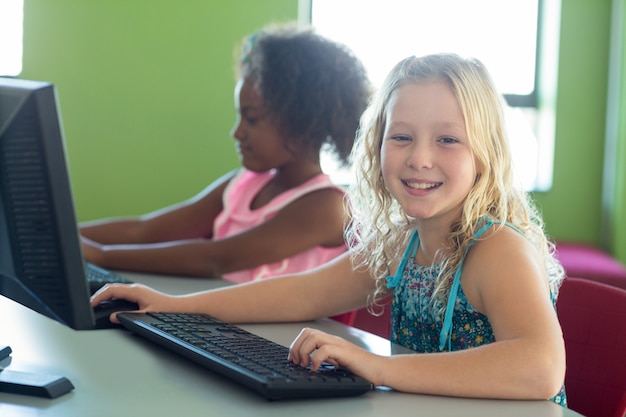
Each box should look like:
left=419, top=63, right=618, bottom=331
left=439, top=215, right=496, bottom=351
left=386, top=230, right=419, bottom=289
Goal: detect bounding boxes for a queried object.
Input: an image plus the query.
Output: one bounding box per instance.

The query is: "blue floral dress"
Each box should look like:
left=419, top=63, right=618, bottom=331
left=386, top=219, right=567, bottom=407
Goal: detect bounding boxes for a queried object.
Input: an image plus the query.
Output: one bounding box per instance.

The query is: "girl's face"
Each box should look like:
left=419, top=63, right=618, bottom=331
left=381, top=81, right=477, bottom=225
left=230, top=78, right=294, bottom=172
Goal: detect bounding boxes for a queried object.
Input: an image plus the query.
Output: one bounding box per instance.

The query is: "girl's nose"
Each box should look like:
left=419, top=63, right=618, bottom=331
left=230, top=118, right=244, bottom=141
left=407, top=142, right=433, bottom=170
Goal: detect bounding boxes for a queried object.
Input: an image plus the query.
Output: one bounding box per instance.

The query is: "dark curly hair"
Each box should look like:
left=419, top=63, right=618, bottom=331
left=235, top=23, right=372, bottom=166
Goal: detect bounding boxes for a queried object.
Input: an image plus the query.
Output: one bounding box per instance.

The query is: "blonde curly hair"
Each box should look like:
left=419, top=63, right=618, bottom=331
left=345, top=54, right=564, bottom=316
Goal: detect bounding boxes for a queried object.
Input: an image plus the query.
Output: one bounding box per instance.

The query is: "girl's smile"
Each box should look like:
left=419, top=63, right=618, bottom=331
left=402, top=179, right=443, bottom=194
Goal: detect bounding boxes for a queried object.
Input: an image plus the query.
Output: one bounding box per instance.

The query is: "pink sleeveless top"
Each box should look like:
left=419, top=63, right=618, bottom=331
left=213, top=169, right=347, bottom=284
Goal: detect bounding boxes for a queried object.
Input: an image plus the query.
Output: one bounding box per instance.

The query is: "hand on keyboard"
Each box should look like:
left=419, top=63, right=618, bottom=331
left=289, top=327, right=379, bottom=385
left=116, top=312, right=373, bottom=400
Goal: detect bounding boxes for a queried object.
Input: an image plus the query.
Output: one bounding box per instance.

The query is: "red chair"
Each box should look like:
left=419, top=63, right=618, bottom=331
left=556, top=277, right=626, bottom=417
left=555, top=242, right=626, bottom=290
left=330, top=310, right=357, bottom=326
left=352, top=296, right=391, bottom=339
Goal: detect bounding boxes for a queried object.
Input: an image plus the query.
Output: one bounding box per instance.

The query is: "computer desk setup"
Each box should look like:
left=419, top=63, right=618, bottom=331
left=0, top=272, right=581, bottom=417
left=0, top=78, right=581, bottom=415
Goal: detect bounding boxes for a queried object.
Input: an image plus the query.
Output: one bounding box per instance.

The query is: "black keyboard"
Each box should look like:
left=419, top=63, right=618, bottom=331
left=85, top=263, right=133, bottom=295
left=116, top=312, right=373, bottom=400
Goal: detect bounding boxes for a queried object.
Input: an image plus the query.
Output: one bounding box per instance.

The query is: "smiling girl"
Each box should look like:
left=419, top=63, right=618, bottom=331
left=93, top=53, right=567, bottom=406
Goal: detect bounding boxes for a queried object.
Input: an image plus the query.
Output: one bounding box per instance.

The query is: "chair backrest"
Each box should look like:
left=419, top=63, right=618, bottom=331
left=330, top=310, right=357, bottom=326
left=556, top=277, right=626, bottom=417
left=556, top=242, right=626, bottom=290
left=352, top=296, right=391, bottom=339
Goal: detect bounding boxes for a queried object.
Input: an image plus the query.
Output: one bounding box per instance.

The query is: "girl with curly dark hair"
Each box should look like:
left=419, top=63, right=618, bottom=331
left=80, top=23, right=372, bottom=287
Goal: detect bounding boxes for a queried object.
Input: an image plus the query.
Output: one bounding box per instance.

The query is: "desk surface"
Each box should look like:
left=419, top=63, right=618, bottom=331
left=0, top=272, right=581, bottom=416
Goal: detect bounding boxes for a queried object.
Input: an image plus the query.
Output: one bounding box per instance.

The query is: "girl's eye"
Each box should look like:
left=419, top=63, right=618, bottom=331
left=243, top=111, right=268, bottom=126
left=439, top=136, right=458, bottom=144
left=390, top=134, right=411, bottom=142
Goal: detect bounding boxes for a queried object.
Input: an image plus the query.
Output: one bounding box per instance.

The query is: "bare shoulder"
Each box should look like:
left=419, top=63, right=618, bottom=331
left=206, top=185, right=348, bottom=272
left=461, top=225, right=548, bottom=314
left=282, top=186, right=346, bottom=215
left=269, top=186, right=347, bottom=245
left=473, top=225, right=541, bottom=265
left=289, top=186, right=346, bottom=220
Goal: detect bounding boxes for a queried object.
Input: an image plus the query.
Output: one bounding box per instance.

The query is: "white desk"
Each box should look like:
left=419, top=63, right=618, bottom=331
left=0, top=272, right=581, bottom=416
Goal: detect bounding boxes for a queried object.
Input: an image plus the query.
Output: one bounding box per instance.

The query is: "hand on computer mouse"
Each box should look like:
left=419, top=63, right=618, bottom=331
left=92, top=299, right=140, bottom=329
left=90, top=283, right=175, bottom=323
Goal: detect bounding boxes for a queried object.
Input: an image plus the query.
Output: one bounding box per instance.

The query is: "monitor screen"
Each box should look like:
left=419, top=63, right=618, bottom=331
left=0, top=77, right=96, bottom=330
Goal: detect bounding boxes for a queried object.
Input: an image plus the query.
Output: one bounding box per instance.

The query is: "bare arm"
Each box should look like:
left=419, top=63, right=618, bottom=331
left=90, top=253, right=374, bottom=323
left=289, top=229, right=566, bottom=401
left=81, top=182, right=348, bottom=277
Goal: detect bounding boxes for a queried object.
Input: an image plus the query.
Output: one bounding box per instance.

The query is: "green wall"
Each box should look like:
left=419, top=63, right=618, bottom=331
left=20, top=0, right=626, bottom=264
left=531, top=0, right=611, bottom=245
left=530, top=0, right=625, bottom=265
left=21, top=0, right=297, bottom=219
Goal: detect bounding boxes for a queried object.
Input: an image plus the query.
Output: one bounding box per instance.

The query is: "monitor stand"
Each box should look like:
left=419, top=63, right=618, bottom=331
left=0, top=344, right=75, bottom=399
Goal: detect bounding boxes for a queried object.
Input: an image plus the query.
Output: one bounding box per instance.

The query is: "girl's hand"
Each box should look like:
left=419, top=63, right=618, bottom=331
left=288, top=328, right=383, bottom=384
left=90, top=283, right=172, bottom=323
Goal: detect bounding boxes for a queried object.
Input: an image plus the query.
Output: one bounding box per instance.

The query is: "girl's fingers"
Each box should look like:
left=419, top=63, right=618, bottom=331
left=90, top=283, right=145, bottom=306
left=288, top=327, right=314, bottom=366
left=289, top=328, right=343, bottom=370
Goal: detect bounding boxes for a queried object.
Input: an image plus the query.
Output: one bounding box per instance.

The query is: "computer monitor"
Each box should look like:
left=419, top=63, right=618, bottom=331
left=0, top=77, right=96, bottom=330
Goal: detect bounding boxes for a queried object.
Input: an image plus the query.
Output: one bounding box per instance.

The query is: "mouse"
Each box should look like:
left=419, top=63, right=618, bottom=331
left=92, top=299, right=140, bottom=329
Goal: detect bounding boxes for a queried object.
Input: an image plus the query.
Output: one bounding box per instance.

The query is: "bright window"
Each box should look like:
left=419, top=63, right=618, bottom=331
left=0, top=0, right=24, bottom=77
left=302, top=0, right=558, bottom=191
